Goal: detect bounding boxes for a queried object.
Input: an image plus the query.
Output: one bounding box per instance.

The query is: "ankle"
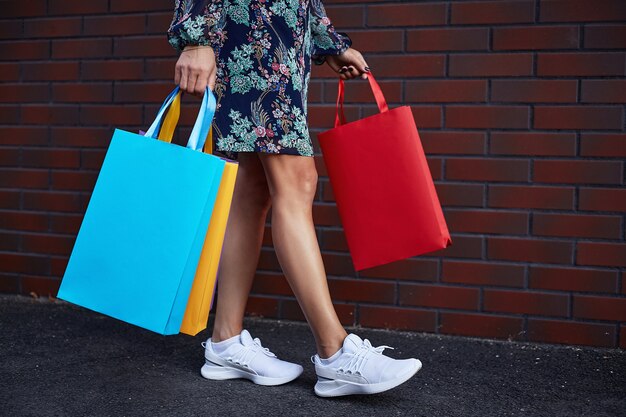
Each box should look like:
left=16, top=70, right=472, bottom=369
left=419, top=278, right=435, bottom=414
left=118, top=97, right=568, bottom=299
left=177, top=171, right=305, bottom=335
left=211, top=326, right=243, bottom=343
left=317, top=331, right=348, bottom=359
left=318, top=344, right=342, bottom=359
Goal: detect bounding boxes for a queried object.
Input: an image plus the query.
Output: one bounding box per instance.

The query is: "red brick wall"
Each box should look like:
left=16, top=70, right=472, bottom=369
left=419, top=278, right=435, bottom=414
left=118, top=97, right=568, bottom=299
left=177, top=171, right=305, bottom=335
left=1, top=1, right=625, bottom=349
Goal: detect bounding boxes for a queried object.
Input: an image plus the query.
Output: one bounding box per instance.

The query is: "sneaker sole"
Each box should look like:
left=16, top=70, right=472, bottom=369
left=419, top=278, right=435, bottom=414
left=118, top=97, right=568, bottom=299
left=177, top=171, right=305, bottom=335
left=314, top=358, right=422, bottom=397
left=201, top=361, right=303, bottom=386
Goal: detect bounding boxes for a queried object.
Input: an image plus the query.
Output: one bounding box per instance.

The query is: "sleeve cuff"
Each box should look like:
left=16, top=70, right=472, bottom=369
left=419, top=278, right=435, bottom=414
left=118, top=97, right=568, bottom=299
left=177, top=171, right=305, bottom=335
left=312, top=32, right=352, bottom=66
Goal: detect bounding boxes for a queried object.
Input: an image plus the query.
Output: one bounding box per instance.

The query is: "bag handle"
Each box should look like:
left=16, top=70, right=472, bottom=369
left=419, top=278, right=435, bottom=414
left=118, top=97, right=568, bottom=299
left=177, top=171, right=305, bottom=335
left=157, top=92, right=181, bottom=143
left=144, top=85, right=216, bottom=154
left=157, top=90, right=214, bottom=155
left=334, top=71, right=389, bottom=128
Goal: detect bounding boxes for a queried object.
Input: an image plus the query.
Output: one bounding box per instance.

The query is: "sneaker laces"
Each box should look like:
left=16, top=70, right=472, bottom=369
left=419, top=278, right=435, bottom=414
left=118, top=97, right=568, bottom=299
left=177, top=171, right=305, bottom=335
left=201, top=336, right=277, bottom=368
left=225, top=337, right=276, bottom=367
left=339, top=338, right=394, bottom=376
left=311, top=338, right=395, bottom=375
left=252, top=337, right=277, bottom=358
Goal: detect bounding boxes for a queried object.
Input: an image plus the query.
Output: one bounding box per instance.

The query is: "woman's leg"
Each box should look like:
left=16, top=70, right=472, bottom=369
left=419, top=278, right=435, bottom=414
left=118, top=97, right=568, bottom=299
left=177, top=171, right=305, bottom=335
left=257, top=153, right=348, bottom=358
left=211, top=152, right=272, bottom=342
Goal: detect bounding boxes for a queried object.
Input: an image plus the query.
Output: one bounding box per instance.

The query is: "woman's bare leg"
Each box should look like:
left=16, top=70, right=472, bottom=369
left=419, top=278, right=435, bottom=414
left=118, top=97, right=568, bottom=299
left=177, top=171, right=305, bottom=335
left=211, top=152, right=272, bottom=342
left=257, top=153, right=348, bottom=358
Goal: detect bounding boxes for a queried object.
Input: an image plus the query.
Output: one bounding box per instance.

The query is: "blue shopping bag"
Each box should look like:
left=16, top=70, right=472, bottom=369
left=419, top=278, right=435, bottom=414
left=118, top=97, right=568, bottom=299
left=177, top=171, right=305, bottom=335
left=57, top=86, right=225, bottom=335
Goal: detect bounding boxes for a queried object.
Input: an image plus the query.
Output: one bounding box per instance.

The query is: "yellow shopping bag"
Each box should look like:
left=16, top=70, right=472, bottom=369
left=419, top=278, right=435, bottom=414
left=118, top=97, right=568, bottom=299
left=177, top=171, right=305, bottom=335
left=158, top=90, right=238, bottom=336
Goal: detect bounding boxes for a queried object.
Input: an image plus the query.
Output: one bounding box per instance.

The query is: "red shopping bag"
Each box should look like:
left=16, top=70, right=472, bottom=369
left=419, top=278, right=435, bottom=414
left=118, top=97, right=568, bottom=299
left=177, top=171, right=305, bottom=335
left=318, top=72, right=452, bottom=271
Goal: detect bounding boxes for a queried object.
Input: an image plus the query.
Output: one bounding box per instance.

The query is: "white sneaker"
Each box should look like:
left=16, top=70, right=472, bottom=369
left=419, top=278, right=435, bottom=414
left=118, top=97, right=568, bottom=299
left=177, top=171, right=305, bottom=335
left=311, top=333, right=422, bottom=397
left=200, top=329, right=303, bottom=386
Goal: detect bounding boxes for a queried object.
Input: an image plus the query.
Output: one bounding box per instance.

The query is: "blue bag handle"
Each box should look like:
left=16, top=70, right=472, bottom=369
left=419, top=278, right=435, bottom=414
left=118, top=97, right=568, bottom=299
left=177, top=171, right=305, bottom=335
left=143, top=86, right=180, bottom=139
left=144, top=85, right=217, bottom=152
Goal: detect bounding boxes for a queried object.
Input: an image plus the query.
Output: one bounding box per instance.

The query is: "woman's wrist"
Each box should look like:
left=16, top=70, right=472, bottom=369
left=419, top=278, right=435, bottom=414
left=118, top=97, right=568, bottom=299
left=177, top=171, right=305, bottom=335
left=182, top=44, right=213, bottom=53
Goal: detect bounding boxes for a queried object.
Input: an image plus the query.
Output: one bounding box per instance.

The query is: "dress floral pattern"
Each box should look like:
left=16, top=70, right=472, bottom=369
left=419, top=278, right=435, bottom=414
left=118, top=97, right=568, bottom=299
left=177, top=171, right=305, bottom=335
left=167, top=0, right=352, bottom=159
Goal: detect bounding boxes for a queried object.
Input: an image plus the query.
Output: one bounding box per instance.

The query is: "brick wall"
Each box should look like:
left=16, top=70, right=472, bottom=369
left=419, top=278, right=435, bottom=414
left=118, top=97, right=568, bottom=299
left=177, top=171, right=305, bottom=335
left=1, top=0, right=625, bottom=349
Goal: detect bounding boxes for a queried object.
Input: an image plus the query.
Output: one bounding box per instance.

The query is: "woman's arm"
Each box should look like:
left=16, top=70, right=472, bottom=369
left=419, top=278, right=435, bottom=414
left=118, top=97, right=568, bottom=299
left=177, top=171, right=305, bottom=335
left=167, top=0, right=226, bottom=53
left=308, top=0, right=369, bottom=80
left=309, top=0, right=352, bottom=65
left=168, top=1, right=222, bottom=94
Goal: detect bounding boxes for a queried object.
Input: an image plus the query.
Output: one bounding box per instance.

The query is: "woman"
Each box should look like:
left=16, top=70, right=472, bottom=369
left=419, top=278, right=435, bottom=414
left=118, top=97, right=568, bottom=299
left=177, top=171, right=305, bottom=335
left=167, top=0, right=422, bottom=397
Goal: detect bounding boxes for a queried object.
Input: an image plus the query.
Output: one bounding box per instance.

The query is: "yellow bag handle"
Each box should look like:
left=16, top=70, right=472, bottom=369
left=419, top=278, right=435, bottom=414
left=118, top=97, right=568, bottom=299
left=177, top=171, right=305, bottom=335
left=157, top=91, right=180, bottom=143
left=157, top=90, right=214, bottom=155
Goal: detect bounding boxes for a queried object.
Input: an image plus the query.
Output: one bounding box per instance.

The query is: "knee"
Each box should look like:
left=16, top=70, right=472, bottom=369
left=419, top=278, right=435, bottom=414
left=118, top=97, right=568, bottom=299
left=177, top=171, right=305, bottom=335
left=299, top=169, right=319, bottom=199
left=272, top=167, right=318, bottom=206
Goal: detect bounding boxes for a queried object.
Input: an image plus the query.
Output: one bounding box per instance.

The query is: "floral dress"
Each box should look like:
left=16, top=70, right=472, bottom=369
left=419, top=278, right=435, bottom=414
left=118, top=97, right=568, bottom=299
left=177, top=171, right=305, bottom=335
left=167, top=0, right=352, bottom=160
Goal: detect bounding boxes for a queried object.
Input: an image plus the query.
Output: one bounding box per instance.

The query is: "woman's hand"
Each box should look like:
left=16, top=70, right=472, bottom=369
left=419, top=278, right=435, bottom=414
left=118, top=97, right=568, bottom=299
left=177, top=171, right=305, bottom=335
left=174, top=45, right=217, bottom=97
left=325, top=48, right=370, bottom=80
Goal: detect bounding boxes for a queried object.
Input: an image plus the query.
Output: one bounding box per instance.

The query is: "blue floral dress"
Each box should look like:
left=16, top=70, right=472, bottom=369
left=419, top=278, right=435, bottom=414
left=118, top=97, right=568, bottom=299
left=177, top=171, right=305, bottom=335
left=167, top=0, right=352, bottom=160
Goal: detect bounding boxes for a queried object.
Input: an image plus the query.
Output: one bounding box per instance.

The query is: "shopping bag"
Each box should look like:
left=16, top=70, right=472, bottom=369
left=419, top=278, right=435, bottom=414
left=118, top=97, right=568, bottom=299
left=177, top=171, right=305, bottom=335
left=179, top=161, right=236, bottom=336
left=156, top=89, right=239, bottom=336
left=317, top=72, right=452, bottom=271
left=57, top=86, right=226, bottom=335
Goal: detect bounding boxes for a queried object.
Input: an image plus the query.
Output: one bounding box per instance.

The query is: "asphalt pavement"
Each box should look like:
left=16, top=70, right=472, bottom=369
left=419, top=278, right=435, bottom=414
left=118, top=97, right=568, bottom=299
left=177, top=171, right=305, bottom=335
left=1, top=295, right=624, bottom=417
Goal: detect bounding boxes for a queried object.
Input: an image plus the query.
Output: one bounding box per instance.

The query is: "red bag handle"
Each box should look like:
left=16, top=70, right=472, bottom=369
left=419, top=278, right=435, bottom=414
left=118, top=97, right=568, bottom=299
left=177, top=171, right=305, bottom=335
left=335, top=71, right=389, bottom=127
